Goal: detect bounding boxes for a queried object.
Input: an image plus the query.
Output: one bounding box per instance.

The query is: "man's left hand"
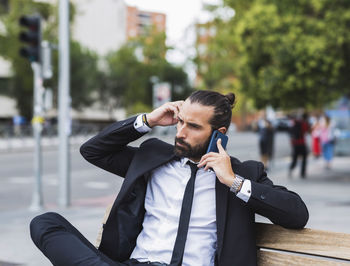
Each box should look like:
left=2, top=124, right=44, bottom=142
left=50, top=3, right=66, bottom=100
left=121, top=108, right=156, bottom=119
left=197, top=139, right=235, bottom=188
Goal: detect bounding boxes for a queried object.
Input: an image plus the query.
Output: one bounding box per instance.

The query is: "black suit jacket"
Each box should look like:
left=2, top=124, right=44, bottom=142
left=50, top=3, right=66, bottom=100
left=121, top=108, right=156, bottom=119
left=80, top=116, right=309, bottom=266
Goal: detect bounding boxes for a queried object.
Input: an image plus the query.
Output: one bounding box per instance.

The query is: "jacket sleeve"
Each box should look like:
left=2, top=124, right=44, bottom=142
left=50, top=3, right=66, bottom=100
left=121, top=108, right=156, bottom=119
left=245, top=162, right=309, bottom=229
left=80, top=116, right=147, bottom=178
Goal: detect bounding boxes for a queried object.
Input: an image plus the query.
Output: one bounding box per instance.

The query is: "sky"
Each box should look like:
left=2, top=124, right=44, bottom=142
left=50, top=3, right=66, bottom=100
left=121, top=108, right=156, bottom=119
left=124, top=0, right=221, bottom=65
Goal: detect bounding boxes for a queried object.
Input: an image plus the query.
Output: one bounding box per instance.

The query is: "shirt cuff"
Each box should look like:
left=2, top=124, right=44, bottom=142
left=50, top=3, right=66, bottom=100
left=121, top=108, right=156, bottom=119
left=134, top=114, right=152, bottom=133
left=236, top=179, right=251, bottom=203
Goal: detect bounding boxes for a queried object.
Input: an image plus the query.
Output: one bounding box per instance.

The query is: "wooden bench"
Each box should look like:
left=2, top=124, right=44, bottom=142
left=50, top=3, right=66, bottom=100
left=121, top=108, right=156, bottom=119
left=96, top=206, right=350, bottom=265
left=256, top=222, right=350, bottom=265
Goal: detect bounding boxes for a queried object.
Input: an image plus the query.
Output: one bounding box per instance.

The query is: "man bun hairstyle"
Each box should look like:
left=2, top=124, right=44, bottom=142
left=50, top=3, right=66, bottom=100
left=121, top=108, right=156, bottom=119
left=188, top=90, right=236, bottom=131
left=225, top=93, right=236, bottom=107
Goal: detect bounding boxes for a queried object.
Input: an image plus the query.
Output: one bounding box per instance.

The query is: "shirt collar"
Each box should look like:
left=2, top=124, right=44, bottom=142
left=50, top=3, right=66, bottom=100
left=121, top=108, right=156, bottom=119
left=180, top=157, right=214, bottom=173
left=180, top=157, right=198, bottom=167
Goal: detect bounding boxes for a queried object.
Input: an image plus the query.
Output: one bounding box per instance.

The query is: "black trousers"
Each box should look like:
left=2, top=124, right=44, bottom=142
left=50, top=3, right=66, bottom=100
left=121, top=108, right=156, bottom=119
left=30, top=212, right=166, bottom=266
left=289, top=145, right=307, bottom=177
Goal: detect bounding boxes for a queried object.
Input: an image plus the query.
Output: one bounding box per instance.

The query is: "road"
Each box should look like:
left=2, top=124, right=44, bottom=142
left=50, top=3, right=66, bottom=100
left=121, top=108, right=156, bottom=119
left=0, top=132, right=292, bottom=211
left=1, top=131, right=350, bottom=266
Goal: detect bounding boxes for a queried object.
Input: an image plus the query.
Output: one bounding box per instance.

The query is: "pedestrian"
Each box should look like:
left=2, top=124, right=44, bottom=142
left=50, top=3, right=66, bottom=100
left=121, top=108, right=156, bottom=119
left=311, top=116, right=322, bottom=158
left=320, top=115, right=335, bottom=169
left=30, top=90, right=308, bottom=266
left=289, top=113, right=310, bottom=178
left=257, top=118, right=274, bottom=171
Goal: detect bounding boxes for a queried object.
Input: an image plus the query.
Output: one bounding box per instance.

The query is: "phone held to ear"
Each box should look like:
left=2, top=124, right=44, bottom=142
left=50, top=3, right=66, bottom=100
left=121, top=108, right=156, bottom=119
left=206, top=130, right=228, bottom=153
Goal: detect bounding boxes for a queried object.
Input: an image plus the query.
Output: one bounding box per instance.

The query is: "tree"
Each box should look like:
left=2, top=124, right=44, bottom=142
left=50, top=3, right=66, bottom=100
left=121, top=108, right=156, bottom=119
left=193, top=12, right=256, bottom=121
left=194, top=19, right=237, bottom=91
left=0, top=0, right=100, bottom=118
left=48, top=40, right=101, bottom=111
left=0, top=0, right=53, bottom=118
left=198, top=0, right=350, bottom=109
left=104, top=29, right=192, bottom=114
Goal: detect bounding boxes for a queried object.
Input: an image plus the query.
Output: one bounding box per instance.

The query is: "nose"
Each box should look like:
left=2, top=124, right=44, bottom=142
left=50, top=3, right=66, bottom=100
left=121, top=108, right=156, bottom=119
left=176, top=124, right=186, bottom=139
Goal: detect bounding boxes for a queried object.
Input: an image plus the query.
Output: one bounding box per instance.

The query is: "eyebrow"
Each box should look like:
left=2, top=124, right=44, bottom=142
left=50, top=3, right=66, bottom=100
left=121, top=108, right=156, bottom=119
left=188, top=122, right=202, bottom=129
left=177, top=116, right=202, bottom=129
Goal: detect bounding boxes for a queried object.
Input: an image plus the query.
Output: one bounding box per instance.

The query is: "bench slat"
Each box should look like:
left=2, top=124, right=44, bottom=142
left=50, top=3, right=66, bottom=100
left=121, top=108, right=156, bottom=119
left=258, top=250, right=350, bottom=266
left=256, top=223, right=350, bottom=261
left=95, top=204, right=113, bottom=248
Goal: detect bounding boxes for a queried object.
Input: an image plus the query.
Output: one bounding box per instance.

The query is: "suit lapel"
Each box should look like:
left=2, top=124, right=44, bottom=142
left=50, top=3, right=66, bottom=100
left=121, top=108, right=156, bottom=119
left=116, top=139, right=176, bottom=204
left=114, top=138, right=233, bottom=257
left=216, top=157, right=241, bottom=259
left=216, top=178, right=229, bottom=258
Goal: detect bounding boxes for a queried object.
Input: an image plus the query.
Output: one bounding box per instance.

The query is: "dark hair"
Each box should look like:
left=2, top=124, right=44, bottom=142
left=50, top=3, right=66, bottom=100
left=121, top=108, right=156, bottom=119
left=188, top=90, right=236, bottom=130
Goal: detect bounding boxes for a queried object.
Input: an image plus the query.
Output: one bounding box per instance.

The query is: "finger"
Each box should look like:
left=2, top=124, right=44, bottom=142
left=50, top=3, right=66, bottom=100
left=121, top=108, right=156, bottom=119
left=217, top=139, right=226, bottom=154
left=199, top=152, right=217, bottom=164
left=169, top=101, right=184, bottom=109
left=173, top=100, right=184, bottom=106
left=197, top=157, right=207, bottom=168
left=164, top=105, right=180, bottom=125
left=197, top=159, right=206, bottom=168
left=166, top=104, right=178, bottom=116
left=173, top=101, right=184, bottom=117
left=204, top=161, right=215, bottom=171
left=169, top=103, right=181, bottom=116
left=174, top=106, right=180, bottom=118
left=198, top=157, right=215, bottom=169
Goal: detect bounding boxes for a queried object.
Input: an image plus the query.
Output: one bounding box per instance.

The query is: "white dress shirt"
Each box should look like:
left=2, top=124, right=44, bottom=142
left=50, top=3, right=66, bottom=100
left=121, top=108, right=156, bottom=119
left=131, top=114, right=252, bottom=265
left=131, top=158, right=217, bottom=265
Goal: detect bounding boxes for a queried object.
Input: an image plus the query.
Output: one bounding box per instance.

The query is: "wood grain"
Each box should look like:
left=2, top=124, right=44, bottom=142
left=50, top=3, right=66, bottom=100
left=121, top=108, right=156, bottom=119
left=256, top=223, right=350, bottom=260
left=258, top=250, right=350, bottom=266
left=95, top=204, right=113, bottom=248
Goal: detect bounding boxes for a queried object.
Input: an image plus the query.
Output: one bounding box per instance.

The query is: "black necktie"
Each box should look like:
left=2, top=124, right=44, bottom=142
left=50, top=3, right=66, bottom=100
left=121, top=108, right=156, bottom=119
left=170, top=161, right=199, bottom=266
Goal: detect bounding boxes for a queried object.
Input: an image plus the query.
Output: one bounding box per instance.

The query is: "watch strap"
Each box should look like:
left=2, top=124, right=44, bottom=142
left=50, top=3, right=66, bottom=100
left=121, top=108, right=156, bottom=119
left=230, top=174, right=245, bottom=195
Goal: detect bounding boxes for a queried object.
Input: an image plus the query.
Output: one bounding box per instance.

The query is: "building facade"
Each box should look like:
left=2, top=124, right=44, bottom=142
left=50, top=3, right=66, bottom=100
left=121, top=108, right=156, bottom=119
left=72, top=0, right=127, bottom=56
left=0, top=0, right=166, bottom=122
left=126, top=6, right=166, bottom=39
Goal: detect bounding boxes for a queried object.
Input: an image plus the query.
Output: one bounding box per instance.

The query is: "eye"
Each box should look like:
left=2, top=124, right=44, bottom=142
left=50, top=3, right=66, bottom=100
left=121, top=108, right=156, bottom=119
left=178, top=117, right=184, bottom=124
left=189, top=123, right=200, bottom=129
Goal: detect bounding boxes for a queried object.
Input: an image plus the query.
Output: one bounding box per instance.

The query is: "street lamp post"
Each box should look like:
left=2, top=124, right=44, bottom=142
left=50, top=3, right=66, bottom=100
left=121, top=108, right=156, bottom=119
left=58, top=0, right=71, bottom=207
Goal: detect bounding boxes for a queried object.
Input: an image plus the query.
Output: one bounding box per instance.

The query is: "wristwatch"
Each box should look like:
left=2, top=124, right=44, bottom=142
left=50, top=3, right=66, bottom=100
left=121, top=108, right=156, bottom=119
left=142, top=113, right=151, bottom=128
left=134, top=114, right=152, bottom=133
left=230, top=174, right=245, bottom=195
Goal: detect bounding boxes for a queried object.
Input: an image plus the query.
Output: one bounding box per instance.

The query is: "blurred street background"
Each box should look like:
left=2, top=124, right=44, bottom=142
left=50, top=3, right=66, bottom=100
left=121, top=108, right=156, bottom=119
left=1, top=0, right=350, bottom=265
left=0, top=132, right=349, bottom=265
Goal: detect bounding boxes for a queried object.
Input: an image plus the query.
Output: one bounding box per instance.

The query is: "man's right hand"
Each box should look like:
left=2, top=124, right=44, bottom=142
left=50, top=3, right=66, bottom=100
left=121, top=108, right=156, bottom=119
left=146, top=101, right=184, bottom=128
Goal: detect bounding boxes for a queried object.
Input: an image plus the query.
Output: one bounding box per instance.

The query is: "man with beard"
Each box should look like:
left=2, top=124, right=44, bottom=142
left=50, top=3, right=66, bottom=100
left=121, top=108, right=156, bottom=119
left=30, top=90, right=309, bottom=266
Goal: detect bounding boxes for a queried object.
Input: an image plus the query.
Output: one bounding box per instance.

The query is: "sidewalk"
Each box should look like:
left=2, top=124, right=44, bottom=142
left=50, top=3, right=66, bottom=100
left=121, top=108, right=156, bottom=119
left=0, top=135, right=91, bottom=152
left=0, top=155, right=349, bottom=266
left=257, top=156, right=350, bottom=234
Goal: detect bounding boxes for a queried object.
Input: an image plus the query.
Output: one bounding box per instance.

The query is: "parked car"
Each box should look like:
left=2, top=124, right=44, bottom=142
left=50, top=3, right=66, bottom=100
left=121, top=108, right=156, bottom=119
left=272, top=117, right=292, bottom=132
left=334, top=127, right=350, bottom=156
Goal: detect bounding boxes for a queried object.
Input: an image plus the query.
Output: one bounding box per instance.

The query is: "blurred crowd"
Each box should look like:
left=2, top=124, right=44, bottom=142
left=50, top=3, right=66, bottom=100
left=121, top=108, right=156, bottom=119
left=253, top=112, right=346, bottom=178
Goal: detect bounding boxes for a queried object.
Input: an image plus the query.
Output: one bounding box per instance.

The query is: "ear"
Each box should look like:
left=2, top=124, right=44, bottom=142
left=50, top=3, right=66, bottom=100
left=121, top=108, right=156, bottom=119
left=218, top=127, right=227, bottom=134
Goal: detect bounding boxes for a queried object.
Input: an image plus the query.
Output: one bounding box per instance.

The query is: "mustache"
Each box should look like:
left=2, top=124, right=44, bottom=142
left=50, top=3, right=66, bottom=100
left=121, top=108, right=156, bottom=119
left=175, top=137, right=191, bottom=149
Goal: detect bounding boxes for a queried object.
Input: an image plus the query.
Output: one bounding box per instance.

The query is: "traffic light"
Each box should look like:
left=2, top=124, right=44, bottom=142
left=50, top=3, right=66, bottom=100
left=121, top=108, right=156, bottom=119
left=19, top=15, right=41, bottom=63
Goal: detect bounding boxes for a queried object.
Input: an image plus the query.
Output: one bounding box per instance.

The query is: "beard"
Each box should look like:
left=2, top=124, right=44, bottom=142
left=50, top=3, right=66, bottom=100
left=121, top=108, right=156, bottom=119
left=174, top=136, right=211, bottom=161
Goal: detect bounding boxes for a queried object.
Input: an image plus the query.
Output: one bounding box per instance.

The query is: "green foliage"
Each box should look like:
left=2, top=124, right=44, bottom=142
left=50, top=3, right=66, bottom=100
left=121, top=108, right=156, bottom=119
left=199, top=0, right=350, bottom=109
left=106, top=44, right=149, bottom=108
left=0, top=1, right=191, bottom=118
left=0, top=0, right=99, bottom=118
left=104, top=29, right=192, bottom=115
left=0, top=0, right=54, bottom=118
left=46, top=40, right=100, bottom=111
left=194, top=20, right=237, bottom=91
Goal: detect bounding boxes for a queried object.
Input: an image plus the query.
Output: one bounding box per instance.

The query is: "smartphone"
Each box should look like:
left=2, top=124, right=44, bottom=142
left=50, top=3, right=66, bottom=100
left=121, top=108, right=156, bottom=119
left=206, top=130, right=228, bottom=153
